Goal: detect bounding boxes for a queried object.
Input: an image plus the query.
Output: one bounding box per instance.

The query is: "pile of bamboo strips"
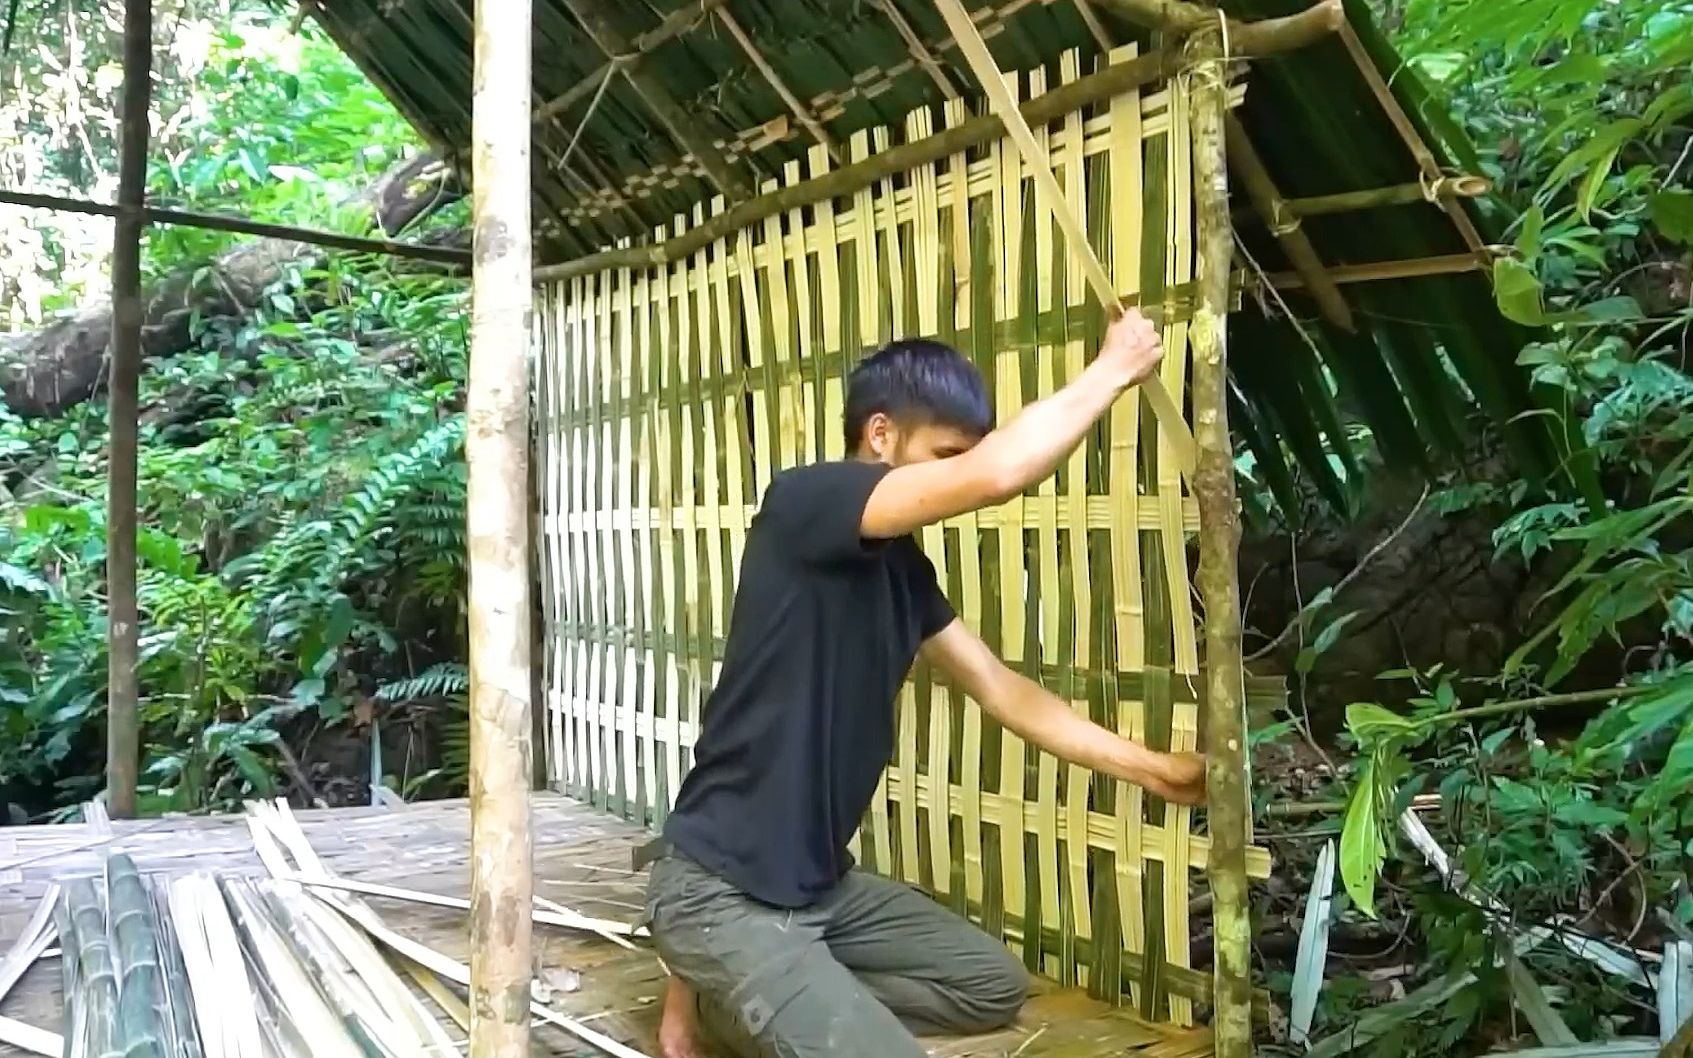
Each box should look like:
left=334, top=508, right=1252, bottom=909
left=0, top=802, right=653, bottom=1058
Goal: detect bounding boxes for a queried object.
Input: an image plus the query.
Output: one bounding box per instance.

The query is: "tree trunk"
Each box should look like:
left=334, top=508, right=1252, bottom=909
left=0, top=151, right=463, bottom=419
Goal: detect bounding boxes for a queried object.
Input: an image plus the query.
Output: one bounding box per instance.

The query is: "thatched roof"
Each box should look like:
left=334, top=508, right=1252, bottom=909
left=306, top=0, right=1574, bottom=516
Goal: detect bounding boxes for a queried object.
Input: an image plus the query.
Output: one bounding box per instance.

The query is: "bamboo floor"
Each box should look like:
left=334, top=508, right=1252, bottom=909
left=0, top=793, right=1213, bottom=1058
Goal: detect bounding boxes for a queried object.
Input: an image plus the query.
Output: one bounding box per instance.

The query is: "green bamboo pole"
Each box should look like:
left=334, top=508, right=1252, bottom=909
left=1284, top=175, right=1490, bottom=217
left=106, top=0, right=152, bottom=820
left=1186, top=25, right=1254, bottom=1058
left=467, top=0, right=534, bottom=1054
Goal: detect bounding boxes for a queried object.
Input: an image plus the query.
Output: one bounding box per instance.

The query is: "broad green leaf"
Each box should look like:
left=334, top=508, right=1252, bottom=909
left=1339, top=762, right=1385, bottom=919
left=1650, top=190, right=1693, bottom=245
left=1518, top=203, right=1545, bottom=262
left=1346, top=702, right=1417, bottom=747
left=1493, top=258, right=1545, bottom=326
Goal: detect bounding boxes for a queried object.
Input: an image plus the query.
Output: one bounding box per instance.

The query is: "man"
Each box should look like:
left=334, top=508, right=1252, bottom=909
left=643, top=308, right=1205, bottom=1058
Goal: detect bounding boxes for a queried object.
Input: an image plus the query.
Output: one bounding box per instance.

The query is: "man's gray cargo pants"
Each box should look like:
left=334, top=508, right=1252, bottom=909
left=643, top=851, right=1029, bottom=1057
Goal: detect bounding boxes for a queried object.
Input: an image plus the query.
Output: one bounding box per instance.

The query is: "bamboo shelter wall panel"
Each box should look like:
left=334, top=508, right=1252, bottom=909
left=533, top=47, right=1273, bottom=1027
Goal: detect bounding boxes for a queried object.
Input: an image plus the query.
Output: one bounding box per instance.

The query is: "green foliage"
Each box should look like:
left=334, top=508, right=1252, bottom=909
left=0, top=3, right=469, bottom=816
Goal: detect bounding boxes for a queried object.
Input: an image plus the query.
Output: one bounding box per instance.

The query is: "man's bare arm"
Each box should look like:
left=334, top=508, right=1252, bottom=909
left=919, top=619, right=1206, bottom=805
left=859, top=309, right=1163, bottom=540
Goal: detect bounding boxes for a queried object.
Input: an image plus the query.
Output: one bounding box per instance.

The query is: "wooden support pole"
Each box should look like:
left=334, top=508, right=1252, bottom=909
left=716, top=8, right=841, bottom=165
left=560, top=0, right=752, bottom=200
left=0, top=189, right=470, bottom=266
left=105, top=0, right=151, bottom=821
left=467, top=0, right=534, bottom=1054
left=1283, top=175, right=1490, bottom=217
left=1222, top=114, right=1354, bottom=332
left=1092, top=0, right=1344, bottom=55
left=1187, top=27, right=1254, bottom=1058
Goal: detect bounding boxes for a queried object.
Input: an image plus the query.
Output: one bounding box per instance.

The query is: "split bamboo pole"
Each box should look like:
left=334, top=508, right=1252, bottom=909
left=1186, top=26, right=1254, bottom=1058
left=467, top=0, right=534, bottom=1054
left=106, top=0, right=152, bottom=820
left=927, top=0, right=1197, bottom=476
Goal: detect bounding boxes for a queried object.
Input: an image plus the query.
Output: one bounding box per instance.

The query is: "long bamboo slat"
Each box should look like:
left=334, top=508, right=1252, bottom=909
left=535, top=57, right=1273, bottom=1025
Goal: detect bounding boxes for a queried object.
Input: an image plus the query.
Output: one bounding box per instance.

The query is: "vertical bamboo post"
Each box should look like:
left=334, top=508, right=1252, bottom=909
left=467, top=0, right=534, bottom=1055
left=105, top=0, right=152, bottom=820
left=1186, top=25, right=1253, bottom=1058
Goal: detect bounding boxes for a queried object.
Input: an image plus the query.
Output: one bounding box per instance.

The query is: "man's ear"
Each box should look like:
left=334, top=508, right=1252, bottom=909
left=864, top=411, right=894, bottom=459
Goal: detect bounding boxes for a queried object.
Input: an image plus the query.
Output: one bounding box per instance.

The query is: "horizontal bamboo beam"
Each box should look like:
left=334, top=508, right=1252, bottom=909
left=0, top=188, right=471, bottom=266
left=535, top=46, right=1181, bottom=282
left=1264, top=251, right=1488, bottom=290
left=1091, top=0, right=1346, bottom=55
left=1283, top=175, right=1490, bottom=217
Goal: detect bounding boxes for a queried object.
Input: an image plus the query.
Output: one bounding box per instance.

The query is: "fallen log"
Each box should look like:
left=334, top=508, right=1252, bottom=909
left=0, top=151, right=463, bottom=418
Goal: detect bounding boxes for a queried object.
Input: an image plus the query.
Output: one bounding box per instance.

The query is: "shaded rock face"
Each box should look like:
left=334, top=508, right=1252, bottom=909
left=1232, top=470, right=1624, bottom=735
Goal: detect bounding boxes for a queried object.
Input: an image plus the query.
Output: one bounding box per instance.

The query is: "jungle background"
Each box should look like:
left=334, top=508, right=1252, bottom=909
left=0, top=1, right=1688, bottom=1054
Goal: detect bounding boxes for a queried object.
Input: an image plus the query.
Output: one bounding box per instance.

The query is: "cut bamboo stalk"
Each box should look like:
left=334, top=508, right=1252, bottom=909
left=0, top=1014, right=61, bottom=1057
left=1223, top=115, right=1354, bottom=333
left=560, top=0, right=751, bottom=201
left=277, top=873, right=642, bottom=941
left=105, top=0, right=152, bottom=821
left=534, top=46, right=1184, bottom=282
left=930, top=0, right=1197, bottom=478
left=1186, top=27, right=1254, bottom=1058
left=1283, top=175, right=1490, bottom=217
left=469, top=0, right=535, bottom=1055
left=1091, top=0, right=1345, bottom=55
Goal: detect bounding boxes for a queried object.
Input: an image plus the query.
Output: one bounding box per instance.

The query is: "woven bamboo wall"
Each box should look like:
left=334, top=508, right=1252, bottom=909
left=533, top=47, right=1275, bottom=1025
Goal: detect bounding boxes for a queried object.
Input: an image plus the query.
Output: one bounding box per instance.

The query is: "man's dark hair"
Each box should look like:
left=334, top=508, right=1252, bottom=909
left=843, top=339, right=992, bottom=451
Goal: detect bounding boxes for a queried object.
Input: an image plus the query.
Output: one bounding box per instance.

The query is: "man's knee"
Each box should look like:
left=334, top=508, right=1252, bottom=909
left=949, top=940, right=1029, bottom=1030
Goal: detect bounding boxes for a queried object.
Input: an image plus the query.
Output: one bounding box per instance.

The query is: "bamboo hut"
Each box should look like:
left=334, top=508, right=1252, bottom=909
left=297, top=0, right=1563, bottom=1054
left=0, top=2, right=1573, bottom=1058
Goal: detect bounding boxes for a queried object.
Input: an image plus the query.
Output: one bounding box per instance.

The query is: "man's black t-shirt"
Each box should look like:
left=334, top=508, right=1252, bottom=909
left=662, top=459, right=956, bottom=908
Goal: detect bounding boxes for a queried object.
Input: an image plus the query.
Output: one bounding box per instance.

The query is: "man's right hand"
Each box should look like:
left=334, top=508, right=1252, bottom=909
left=1094, top=308, right=1164, bottom=391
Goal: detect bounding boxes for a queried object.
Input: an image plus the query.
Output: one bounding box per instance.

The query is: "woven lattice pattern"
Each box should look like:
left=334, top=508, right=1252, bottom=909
left=533, top=48, right=1273, bottom=1026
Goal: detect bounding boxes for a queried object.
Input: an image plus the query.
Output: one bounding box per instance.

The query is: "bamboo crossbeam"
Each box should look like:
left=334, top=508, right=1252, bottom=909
left=1092, top=0, right=1346, bottom=55
left=106, top=0, right=151, bottom=821
left=1283, top=174, right=1490, bottom=217
left=1185, top=28, right=1254, bottom=1058
left=932, top=0, right=1197, bottom=476
left=467, top=0, right=535, bottom=1054
left=716, top=8, right=841, bottom=165
left=535, top=46, right=1180, bottom=274
left=0, top=189, right=471, bottom=266
left=1264, top=251, right=1488, bottom=289
left=1223, top=114, right=1354, bottom=333
left=533, top=0, right=726, bottom=126
left=560, top=0, right=752, bottom=201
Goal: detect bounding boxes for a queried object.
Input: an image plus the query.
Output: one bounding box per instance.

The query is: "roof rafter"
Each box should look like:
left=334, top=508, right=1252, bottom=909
left=1223, top=114, right=1354, bottom=333
left=715, top=7, right=842, bottom=166
left=532, top=0, right=726, bottom=127
left=558, top=0, right=753, bottom=201
left=872, top=0, right=961, bottom=100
